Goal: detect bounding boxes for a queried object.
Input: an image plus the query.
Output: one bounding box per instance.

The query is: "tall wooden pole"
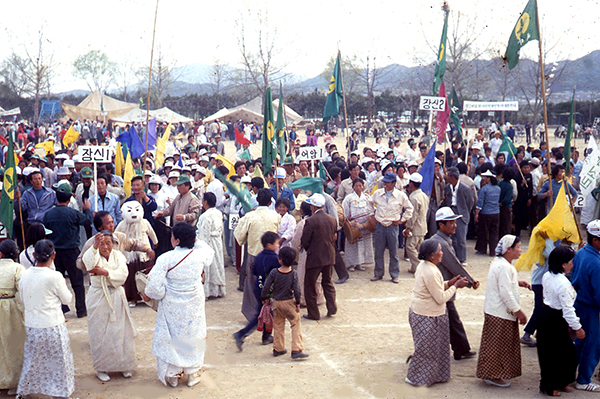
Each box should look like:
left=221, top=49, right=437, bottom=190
left=536, top=1, right=553, bottom=208
left=142, top=0, right=160, bottom=180
left=337, top=49, right=351, bottom=160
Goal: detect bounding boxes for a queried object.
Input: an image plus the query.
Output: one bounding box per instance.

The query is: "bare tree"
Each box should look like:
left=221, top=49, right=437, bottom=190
left=0, top=30, right=56, bottom=121
left=73, top=50, right=118, bottom=92
left=209, top=58, right=229, bottom=109
left=137, top=47, right=180, bottom=108
left=235, top=10, right=288, bottom=100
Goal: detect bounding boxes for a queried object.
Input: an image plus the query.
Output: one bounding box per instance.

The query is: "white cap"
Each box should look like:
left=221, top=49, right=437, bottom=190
left=434, top=159, right=442, bottom=165
left=481, top=170, right=495, bottom=177
left=144, top=170, right=153, bottom=177
left=72, top=154, right=81, bottom=163
left=209, top=154, right=217, bottom=159
left=435, top=207, right=462, bottom=221
left=182, top=166, right=191, bottom=172
left=241, top=175, right=252, bottom=183
left=472, top=143, right=483, bottom=150
left=164, top=161, right=174, bottom=168
left=588, top=220, right=600, bottom=237
left=168, top=171, right=180, bottom=179
left=196, top=166, right=207, bottom=176
left=408, top=161, right=418, bottom=168
left=64, top=160, right=75, bottom=168
left=200, top=156, right=209, bottom=162
left=55, top=153, right=69, bottom=160
left=149, top=175, right=163, bottom=186
left=22, top=166, right=38, bottom=176
left=275, top=167, right=286, bottom=179
left=199, top=149, right=208, bottom=155
left=171, top=164, right=182, bottom=171
left=305, top=193, right=325, bottom=208
left=409, top=173, right=423, bottom=183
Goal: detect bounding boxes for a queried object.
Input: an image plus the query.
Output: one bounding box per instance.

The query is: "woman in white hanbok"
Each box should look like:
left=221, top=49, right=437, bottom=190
left=196, top=193, right=226, bottom=298
left=145, top=223, right=215, bottom=388
left=82, top=231, right=137, bottom=382
left=342, top=178, right=375, bottom=271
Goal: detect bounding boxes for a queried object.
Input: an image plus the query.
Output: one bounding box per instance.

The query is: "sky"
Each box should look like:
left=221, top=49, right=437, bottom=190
left=2, top=0, right=599, bottom=92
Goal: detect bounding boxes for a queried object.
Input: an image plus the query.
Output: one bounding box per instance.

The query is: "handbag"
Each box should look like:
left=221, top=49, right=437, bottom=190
left=135, top=249, right=194, bottom=311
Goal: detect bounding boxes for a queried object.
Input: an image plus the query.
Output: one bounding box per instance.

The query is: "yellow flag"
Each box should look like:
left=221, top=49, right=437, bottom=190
left=251, top=164, right=269, bottom=188
left=62, top=124, right=79, bottom=147
left=115, top=142, right=124, bottom=177
left=155, top=123, right=172, bottom=169
left=515, top=182, right=581, bottom=271
left=216, top=154, right=235, bottom=178
left=35, top=141, right=55, bottom=155
left=123, top=152, right=134, bottom=197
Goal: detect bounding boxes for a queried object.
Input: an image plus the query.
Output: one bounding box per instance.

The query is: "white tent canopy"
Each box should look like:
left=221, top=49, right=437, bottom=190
left=112, top=107, right=193, bottom=123
left=202, top=96, right=304, bottom=125
left=61, top=91, right=138, bottom=121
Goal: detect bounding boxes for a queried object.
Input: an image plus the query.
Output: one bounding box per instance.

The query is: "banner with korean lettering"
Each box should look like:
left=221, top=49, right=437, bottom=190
left=576, top=137, right=600, bottom=207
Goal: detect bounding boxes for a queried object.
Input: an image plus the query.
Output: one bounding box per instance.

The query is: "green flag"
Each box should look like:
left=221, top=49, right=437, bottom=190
left=323, top=51, right=343, bottom=126
left=432, top=5, right=449, bottom=96
left=214, top=168, right=253, bottom=213
left=564, top=87, right=576, bottom=175
left=286, top=177, right=323, bottom=194
left=449, top=87, right=462, bottom=140
left=504, top=0, right=539, bottom=70
left=498, top=127, right=518, bottom=161
left=262, top=87, right=277, bottom=174
left=240, top=149, right=252, bottom=162
left=276, top=82, right=286, bottom=160
left=0, top=133, right=17, bottom=237
left=318, top=161, right=328, bottom=182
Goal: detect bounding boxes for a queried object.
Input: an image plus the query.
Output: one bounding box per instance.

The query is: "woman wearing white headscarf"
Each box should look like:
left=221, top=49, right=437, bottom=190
left=476, top=235, right=532, bottom=388
left=82, top=231, right=137, bottom=382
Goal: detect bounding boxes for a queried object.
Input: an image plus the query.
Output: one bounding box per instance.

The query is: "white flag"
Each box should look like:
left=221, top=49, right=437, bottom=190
left=578, top=137, right=600, bottom=202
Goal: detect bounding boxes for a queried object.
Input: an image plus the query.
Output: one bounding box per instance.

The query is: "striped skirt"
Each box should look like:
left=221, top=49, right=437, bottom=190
left=406, top=309, right=451, bottom=386
left=476, top=313, right=521, bottom=380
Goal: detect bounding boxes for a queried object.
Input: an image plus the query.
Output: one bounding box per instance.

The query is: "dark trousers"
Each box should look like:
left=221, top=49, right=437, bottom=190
left=333, top=250, right=348, bottom=280
left=54, top=248, right=86, bottom=317
left=475, top=213, right=499, bottom=256
left=498, top=206, right=512, bottom=239
left=447, top=300, right=471, bottom=356
left=305, top=265, right=337, bottom=319
left=524, top=284, right=543, bottom=335
left=237, top=294, right=271, bottom=341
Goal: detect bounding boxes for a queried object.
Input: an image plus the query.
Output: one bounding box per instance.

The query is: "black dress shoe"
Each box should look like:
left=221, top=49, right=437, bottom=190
left=370, top=276, right=383, bottom=282
left=454, top=350, right=476, bottom=360
left=233, top=332, right=244, bottom=351
left=77, top=312, right=87, bottom=318
left=303, top=314, right=319, bottom=321
left=273, top=349, right=287, bottom=357
left=335, top=275, right=349, bottom=284
left=262, top=335, right=274, bottom=345
left=326, top=311, right=337, bottom=317
left=291, top=351, right=310, bottom=360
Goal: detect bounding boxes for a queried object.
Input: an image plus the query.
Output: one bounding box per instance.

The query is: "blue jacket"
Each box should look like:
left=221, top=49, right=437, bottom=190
left=270, top=185, right=296, bottom=211
left=252, top=249, right=280, bottom=300
left=90, top=191, right=123, bottom=227
left=571, top=244, right=600, bottom=308
left=21, top=186, right=57, bottom=223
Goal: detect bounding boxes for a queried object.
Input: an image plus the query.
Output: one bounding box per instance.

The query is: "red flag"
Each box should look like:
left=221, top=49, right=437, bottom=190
left=235, top=124, right=251, bottom=145
left=0, top=135, right=7, bottom=146
left=436, top=81, right=449, bottom=143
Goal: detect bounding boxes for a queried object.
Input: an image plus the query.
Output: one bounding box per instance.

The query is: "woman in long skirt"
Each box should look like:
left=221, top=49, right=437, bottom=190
left=537, top=246, right=581, bottom=395
left=342, top=178, right=374, bottom=271
left=476, top=235, right=531, bottom=388
left=83, top=231, right=137, bottom=382
left=0, top=240, right=25, bottom=396
left=17, top=240, right=74, bottom=399
left=406, top=241, right=468, bottom=387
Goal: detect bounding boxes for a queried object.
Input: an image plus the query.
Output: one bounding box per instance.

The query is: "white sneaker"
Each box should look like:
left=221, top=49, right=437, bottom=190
left=96, top=372, right=111, bottom=382
left=166, top=376, right=179, bottom=387
left=122, top=371, right=133, bottom=378
left=128, top=301, right=137, bottom=308
left=576, top=382, right=600, bottom=392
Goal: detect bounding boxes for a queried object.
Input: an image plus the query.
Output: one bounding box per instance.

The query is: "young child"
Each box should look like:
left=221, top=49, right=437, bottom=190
left=261, top=246, right=309, bottom=360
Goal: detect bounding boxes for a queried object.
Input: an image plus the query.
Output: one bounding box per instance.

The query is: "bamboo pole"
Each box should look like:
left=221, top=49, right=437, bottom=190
left=564, top=178, right=583, bottom=243
left=337, top=49, right=351, bottom=160
left=536, top=1, right=553, bottom=209
left=142, top=0, right=160, bottom=183
left=16, top=190, right=26, bottom=251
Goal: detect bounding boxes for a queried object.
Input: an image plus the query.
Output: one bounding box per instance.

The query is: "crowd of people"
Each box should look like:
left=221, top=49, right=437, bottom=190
left=1, top=115, right=600, bottom=397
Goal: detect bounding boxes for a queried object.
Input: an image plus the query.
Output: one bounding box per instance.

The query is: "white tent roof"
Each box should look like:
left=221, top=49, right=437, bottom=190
left=202, top=96, right=304, bottom=125
left=112, top=107, right=193, bottom=123
left=61, top=91, right=138, bottom=121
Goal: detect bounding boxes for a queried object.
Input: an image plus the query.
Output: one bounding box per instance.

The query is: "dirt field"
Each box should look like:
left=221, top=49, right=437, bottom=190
left=1, top=132, right=589, bottom=399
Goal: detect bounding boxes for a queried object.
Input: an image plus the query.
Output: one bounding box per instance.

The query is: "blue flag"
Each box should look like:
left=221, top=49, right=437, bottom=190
left=142, top=118, right=158, bottom=150
left=178, top=151, right=184, bottom=168
left=116, top=125, right=145, bottom=159
left=420, top=142, right=436, bottom=196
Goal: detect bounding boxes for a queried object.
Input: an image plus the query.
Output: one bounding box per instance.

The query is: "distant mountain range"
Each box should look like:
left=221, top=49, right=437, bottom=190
left=56, top=50, right=600, bottom=104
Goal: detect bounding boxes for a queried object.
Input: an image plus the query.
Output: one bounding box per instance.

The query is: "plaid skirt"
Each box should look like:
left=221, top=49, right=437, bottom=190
left=476, top=313, right=521, bottom=380
left=406, top=309, right=451, bottom=386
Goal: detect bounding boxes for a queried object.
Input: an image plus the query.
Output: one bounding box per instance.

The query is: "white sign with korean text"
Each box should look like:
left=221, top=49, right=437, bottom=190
left=419, top=96, right=447, bottom=112
left=576, top=137, right=600, bottom=208
left=297, top=146, right=326, bottom=161
left=229, top=214, right=240, bottom=230
left=463, top=101, right=519, bottom=112
left=79, top=146, right=112, bottom=163
left=0, top=222, right=7, bottom=239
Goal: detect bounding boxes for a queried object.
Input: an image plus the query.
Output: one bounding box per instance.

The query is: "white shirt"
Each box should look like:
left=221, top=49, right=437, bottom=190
left=278, top=212, right=297, bottom=246
left=207, top=179, right=226, bottom=213
left=483, top=256, right=520, bottom=321
left=490, top=137, right=503, bottom=155
left=542, top=272, right=582, bottom=330
left=450, top=180, right=460, bottom=207
left=19, top=266, right=73, bottom=328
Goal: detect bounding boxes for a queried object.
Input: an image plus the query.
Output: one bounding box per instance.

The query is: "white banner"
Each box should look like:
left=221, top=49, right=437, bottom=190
left=419, top=96, right=447, bottom=112
left=576, top=137, right=600, bottom=207
left=0, top=107, right=21, bottom=117
left=79, top=146, right=113, bottom=163
left=297, top=146, right=326, bottom=161
left=463, top=101, right=519, bottom=112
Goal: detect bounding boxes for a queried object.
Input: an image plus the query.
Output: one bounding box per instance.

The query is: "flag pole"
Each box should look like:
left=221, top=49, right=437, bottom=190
left=16, top=190, right=26, bottom=251
left=563, top=178, right=583, bottom=243
left=536, top=0, right=553, bottom=208
left=336, top=48, right=351, bottom=160
left=142, top=0, right=160, bottom=183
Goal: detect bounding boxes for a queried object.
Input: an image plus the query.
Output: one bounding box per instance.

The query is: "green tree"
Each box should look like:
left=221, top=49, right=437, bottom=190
left=73, top=50, right=118, bottom=92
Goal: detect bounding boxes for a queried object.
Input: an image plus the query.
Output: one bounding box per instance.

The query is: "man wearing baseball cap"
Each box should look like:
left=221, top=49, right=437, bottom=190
left=369, top=171, right=414, bottom=283
left=404, top=173, right=429, bottom=274
left=570, top=220, right=600, bottom=391
left=423, top=206, right=478, bottom=361
left=155, top=175, right=201, bottom=227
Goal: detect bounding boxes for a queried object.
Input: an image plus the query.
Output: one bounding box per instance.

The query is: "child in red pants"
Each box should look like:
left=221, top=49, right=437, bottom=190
left=261, top=247, right=309, bottom=360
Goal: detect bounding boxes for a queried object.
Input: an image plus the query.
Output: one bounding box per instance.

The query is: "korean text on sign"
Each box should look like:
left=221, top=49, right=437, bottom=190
left=297, top=146, right=326, bottom=161
left=79, top=146, right=113, bottom=163
left=419, top=96, right=447, bottom=112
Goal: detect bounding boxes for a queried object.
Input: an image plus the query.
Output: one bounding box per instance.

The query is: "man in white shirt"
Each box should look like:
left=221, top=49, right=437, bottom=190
left=490, top=131, right=503, bottom=156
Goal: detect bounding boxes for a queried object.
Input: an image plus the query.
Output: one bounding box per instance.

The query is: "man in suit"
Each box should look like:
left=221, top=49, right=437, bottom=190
left=301, top=193, right=338, bottom=320
left=443, top=167, right=475, bottom=264
left=424, top=207, right=479, bottom=360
